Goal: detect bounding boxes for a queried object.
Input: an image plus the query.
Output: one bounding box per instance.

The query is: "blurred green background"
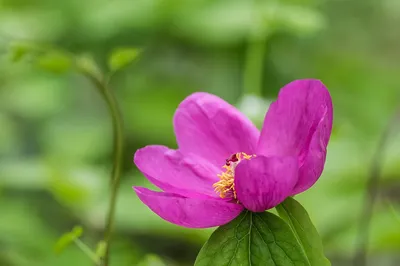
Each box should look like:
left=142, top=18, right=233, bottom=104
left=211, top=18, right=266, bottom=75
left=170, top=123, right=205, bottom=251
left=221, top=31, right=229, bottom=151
left=1, top=0, right=400, bottom=265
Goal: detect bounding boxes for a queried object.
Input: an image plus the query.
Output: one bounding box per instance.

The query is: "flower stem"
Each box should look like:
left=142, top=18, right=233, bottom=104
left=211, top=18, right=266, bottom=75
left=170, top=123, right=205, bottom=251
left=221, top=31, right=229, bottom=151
left=82, top=72, right=124, bottom=266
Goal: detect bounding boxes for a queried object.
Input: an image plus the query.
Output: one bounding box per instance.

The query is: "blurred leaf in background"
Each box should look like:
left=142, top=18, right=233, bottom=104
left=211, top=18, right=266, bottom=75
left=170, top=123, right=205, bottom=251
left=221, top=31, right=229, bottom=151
left=36, top=50, right=72, bottom=74
left=54, top=226, right=83, bottom=254
left=108, top=47, right=140, bottom=72
left=138, top=254, right=166, bottom=266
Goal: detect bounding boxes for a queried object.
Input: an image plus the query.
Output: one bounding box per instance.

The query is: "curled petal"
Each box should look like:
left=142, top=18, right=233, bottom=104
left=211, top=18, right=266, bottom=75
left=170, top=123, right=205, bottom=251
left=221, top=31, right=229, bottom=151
left=173, top=92, right=259, bottom=167
left=234, top=156, right=298, bottom=212
left=134, top=187, right=244, bottom=228
left=257, top=79, right=333, bottom=192
left=292, top=115, right=330, bottom=194
left=134, top=145, right=220, bottom=199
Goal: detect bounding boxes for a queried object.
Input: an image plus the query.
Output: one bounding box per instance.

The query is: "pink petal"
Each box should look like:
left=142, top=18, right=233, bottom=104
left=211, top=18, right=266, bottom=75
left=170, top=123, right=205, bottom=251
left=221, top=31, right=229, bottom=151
left=134, top=187, right=244, bottom=228
left=134, top=145, right=221, bottom=199
left=292, top=114, right=331, bottom=194
left=257, top=79, right=333, bottom=193
left=234, top=156, right=298, bottom=212
left=173, top=92, right=259, bottom=167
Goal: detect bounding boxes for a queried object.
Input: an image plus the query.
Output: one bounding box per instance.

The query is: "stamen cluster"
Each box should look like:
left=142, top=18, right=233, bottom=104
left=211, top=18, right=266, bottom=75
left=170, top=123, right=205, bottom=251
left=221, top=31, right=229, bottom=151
left=213, top=152, right=255, bottom=200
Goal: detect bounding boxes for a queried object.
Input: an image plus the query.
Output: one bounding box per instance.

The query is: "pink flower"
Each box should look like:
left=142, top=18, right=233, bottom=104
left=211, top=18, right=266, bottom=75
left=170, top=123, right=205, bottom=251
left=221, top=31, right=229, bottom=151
left=133, top=79, right=333, bottom=228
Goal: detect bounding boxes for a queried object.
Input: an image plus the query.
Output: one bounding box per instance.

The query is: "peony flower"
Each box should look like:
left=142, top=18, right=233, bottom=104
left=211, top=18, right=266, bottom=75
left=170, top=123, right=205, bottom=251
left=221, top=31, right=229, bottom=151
left=133, top=79, right=333, bottom=228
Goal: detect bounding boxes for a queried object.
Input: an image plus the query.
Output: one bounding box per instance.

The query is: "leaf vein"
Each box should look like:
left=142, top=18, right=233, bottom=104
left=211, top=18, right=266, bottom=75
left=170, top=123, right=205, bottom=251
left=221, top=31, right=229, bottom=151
left=252, top=221, right=277, bottom=266
left=254, top=214, right=296, bottom=266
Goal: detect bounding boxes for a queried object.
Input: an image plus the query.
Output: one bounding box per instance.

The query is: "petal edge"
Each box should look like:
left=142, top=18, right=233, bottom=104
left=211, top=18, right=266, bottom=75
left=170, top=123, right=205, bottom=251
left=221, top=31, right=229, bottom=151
left=134, top=187, right=244, bottom=228
left=134, top=145, right=220, bottom=199
left=174, top=92, right=260, bottom=167
left=257, top=79, right=333, bottom=193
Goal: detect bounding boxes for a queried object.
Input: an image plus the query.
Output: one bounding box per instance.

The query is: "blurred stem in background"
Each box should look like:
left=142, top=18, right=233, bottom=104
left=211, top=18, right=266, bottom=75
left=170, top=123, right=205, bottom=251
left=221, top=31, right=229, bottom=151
left=81, top=69, right=124, bottom=266
left=243, top=37, right=267, bottom=97
left=243, top=1, right=270, bottom=97
left=5, top=39, right=135, bottom=264
left=353, top=107, right=400, bottom=266
left=73, top=238, right=102, bottom=265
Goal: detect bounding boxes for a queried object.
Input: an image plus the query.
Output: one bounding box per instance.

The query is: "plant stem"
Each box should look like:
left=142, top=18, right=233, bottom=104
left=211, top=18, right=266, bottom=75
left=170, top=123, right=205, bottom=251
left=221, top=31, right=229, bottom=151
left=243, top=2, right=269, bottom=97
left=243, top=38, right=267, bottom=97
left=353, top=109, right=400, bottom=266
left=82, top=72, right=124, bottom=266
left=73, top=238, right=101, bottom=265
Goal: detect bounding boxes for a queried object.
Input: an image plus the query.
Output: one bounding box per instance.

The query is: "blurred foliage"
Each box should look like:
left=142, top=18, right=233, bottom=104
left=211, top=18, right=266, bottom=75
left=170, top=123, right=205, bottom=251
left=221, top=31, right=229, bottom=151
left=1, top=0, right=400, bottom=265
left=138, top=254, right=166, bottom=266
left=108, top=47, right=141, bottom=73
left=54, top=226, right=83, bottom=254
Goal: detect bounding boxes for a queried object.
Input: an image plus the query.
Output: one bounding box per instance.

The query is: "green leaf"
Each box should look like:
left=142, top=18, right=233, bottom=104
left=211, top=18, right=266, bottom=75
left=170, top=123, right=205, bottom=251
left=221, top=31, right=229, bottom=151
left=138, top=254, right=165, bottom=266
left=36, top=51, right=72, bottom=73
left=9, top=41, right=44, bottom=62
left=71, top=226, right=83, bottom=238
left=9, top=43, right=30, bottom=62
left=388, top=202, right=400, bottom=224
left=54, top=226, right=84, bottom=254
left=94, top=240, right=107, bottom=259
left=108, top=47, right=140, bottom=72
left=276, top=197, right=331, bottom=266
left=195, top=211, right=309, bottom=266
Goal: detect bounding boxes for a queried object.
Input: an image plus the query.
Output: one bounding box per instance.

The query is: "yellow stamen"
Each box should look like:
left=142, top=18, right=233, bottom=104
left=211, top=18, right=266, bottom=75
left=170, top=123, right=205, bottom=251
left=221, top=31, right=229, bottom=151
left=213, top=152, right=255, bottom=200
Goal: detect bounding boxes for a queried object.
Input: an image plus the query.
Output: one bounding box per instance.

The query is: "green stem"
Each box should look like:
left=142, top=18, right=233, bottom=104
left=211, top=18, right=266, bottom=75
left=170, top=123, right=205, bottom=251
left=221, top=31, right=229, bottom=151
left=82, top=72, right=124, bottom=266
left=243, top=1, right=269, bottom=97
left=243, top=38, right=267, bottom=96
left=73, top=238, right=101, bottom=265
left=353, top=109, right=400, bottom=266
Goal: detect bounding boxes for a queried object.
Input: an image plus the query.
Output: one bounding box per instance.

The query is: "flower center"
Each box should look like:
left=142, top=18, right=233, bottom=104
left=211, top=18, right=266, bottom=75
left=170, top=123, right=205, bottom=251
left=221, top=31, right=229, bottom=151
left=213, top=152, right=255, bottom=200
